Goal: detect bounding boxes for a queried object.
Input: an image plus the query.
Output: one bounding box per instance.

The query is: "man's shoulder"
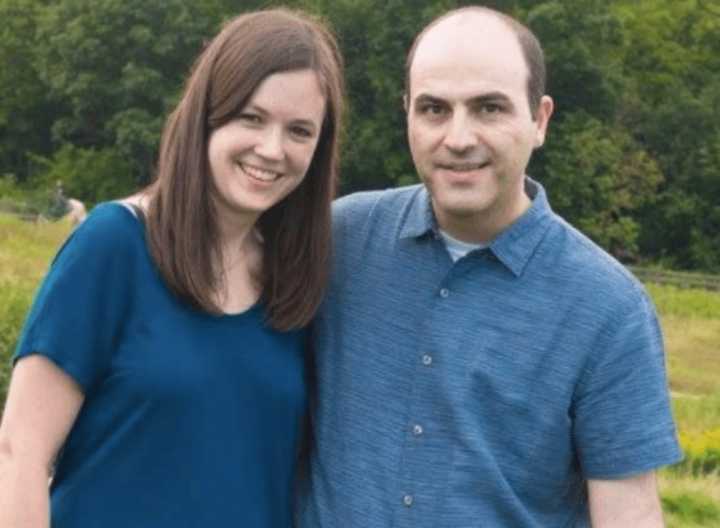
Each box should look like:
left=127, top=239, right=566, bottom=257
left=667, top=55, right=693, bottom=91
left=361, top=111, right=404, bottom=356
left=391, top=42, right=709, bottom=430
left=334, top=184, right=423, bottom=214
left=545, top=215, right=648, bottom=306
left=333, top=184, right=423, bottom=227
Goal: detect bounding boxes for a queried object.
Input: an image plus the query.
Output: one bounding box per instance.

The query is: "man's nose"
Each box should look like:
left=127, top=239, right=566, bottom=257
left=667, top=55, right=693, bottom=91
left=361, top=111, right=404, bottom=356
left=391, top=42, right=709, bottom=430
left=443, top=112, right=477, bottom=153
left=254, top=126, right=285, bottom=161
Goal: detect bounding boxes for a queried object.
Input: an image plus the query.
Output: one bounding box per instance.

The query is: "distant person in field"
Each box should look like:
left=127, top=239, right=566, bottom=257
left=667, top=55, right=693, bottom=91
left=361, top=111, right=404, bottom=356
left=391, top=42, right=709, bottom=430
left=49, top=181, right=86, bottom=225
left=0, top=8, right=344, bottom=527
left=50, top=180, right=69, bottom=219
left=298, top=6, right=680, bottom=527
left=65, top=198, right=87, bottom=225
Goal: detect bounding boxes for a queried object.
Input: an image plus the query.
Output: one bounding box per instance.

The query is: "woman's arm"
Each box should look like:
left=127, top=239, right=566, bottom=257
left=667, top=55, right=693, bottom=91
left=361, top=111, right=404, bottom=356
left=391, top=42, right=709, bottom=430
left=0, top=355, right=85, bottom=527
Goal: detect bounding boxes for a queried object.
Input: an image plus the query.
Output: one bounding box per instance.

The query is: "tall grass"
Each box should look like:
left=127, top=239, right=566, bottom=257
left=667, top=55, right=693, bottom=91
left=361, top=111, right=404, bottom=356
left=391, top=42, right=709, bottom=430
left=0, top=214, right=72, bottom=398
left=660, top=472, right=720, bottom=528
left=673, top=393, right=720, bottom=434
left=643, top=283, right=720, bottom=526
left=647, top=283, right=720, bottom=320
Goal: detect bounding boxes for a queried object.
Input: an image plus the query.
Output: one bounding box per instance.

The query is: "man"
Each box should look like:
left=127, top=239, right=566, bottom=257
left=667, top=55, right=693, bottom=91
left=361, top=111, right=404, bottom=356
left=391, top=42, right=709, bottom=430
left=298, top=6, right=681, bottom=527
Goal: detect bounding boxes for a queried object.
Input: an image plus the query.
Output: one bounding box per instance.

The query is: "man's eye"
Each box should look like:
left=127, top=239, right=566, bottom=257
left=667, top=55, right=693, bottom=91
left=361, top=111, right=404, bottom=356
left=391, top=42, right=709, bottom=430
left=480, top=103, right=503, bottom=114
left=419, top=103, right=446, bottom=116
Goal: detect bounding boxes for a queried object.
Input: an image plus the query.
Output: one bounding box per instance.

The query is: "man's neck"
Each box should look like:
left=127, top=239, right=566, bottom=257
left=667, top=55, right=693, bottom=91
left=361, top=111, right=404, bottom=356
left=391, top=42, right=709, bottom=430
left=434, top=191, right=532, bottom=244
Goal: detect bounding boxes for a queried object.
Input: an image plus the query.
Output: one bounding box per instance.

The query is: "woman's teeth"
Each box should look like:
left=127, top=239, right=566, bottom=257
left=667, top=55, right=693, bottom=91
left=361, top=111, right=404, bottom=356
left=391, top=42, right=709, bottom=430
left=238, top=163, right=280, bottom=182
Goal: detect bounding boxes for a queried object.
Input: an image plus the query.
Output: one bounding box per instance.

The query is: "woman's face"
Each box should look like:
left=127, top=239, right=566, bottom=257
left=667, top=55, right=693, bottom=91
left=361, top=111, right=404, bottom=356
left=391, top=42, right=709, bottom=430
left=207, top=69, right=326, bottom=224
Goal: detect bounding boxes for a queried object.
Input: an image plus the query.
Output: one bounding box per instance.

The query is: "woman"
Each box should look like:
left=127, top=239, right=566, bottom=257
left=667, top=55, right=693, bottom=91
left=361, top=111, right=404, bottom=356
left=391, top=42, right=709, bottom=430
left=0, top=8, right=344, bottom=527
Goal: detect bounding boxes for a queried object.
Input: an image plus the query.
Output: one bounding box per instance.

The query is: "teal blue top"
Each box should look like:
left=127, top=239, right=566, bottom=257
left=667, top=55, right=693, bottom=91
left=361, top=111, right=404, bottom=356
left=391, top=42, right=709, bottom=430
left=15, top=203, right=307, bottom=527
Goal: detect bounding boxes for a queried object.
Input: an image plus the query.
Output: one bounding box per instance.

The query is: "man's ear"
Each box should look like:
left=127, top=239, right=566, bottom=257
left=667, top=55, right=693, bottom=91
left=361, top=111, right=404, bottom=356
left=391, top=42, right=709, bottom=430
left=534, top=95, right=554, bottom=148
left=403, top=93, right=409, bottom=113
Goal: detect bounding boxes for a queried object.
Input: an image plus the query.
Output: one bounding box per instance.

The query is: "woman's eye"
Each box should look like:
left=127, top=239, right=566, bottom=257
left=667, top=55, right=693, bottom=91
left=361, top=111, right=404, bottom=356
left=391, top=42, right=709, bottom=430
left=291, top=126, right=313, bottom=139
left=238, top=112, right=261, bottom=124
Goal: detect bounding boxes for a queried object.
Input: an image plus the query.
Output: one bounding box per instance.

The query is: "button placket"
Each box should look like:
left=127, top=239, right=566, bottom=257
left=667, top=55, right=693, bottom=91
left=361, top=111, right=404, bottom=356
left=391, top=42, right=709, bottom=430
left=396, top=276, right=452, bottom=523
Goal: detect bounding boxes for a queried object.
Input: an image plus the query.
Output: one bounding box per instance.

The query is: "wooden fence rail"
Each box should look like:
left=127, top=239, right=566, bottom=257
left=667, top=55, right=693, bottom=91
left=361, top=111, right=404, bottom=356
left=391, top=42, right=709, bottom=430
left=629, top=266, right=720, bottom=292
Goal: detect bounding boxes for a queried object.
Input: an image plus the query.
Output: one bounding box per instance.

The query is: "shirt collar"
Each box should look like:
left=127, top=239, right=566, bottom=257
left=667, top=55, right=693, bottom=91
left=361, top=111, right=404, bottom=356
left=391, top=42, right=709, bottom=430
left=490, top=178, right=553, bottom=277
left=399, top=185, right=437, bottom=240
left=398, top=178, right=554, bottom=277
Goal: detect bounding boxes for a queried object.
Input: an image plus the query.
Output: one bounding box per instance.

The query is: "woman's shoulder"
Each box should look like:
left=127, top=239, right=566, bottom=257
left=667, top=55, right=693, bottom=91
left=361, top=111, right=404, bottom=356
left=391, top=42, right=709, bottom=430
left=55, top=201, right=144, bottom=265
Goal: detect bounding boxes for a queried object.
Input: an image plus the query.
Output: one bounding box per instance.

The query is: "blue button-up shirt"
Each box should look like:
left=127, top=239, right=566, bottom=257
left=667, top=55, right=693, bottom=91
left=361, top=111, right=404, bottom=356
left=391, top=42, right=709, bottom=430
left=298, top=180, right=681, bottom=527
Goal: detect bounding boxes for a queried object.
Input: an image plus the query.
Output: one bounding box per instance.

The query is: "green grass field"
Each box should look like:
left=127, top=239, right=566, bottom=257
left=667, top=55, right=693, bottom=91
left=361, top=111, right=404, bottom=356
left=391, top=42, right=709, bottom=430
left=1, top=213, right=719, bottom=524
left=647, top=283, right=720, bottom=525
left=0, top=214, right=73, bottom=397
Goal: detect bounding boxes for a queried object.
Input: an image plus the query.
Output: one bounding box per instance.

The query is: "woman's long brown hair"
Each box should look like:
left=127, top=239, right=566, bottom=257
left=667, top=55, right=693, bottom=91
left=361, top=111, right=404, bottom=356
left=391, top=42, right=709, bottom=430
left=145, top=8, right=345, bottom=330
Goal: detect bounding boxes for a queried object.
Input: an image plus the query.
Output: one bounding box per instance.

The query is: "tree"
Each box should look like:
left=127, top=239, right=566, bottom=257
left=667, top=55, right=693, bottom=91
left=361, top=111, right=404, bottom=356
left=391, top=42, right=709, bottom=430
left=525, top=0, right=626, bottom=121
left=0, top=0, right=56, bottom=183
left=540, top=112, right=663, bottom=257
left=614, top=0, right=720, bottom=269
left=31, top=0, right=220, bottom=186
left=1, top=0, right=719, bottom=270
left=29, top=145, right=135, bottom=207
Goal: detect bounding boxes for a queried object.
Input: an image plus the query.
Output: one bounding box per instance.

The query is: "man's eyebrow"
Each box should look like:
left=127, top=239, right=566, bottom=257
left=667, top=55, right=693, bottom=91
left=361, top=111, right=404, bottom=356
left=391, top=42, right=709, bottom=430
left=413, top=94, right=447, bottom=106
left=413, top=92, right=514, bottom=107
left=468, top=92, right=513, bottom=105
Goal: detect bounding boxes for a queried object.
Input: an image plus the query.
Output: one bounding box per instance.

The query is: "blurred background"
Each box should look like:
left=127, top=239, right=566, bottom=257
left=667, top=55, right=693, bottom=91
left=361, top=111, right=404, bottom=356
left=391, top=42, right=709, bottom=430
left=1, top=1, right=718, bottom=525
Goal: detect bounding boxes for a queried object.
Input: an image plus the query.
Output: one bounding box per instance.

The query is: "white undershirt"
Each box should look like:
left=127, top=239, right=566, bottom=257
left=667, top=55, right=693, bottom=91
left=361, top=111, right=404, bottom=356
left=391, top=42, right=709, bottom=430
left=438, top=230, right=487, bottom=262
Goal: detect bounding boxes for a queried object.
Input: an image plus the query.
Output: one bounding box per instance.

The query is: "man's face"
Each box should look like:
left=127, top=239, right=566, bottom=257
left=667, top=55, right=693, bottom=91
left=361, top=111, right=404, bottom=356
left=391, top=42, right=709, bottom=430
left=406, top=14, right=553, bottom=242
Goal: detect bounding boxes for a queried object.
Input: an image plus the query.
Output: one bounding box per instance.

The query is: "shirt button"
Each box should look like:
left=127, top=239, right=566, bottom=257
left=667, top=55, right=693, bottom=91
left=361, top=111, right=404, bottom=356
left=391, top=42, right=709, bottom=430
left=412, top=424, right=424, bottom=436
left=439, top=288, right=450, bottom=298
left=422, top=354, right=433, bottom=366
left=403, top=494, right=414, bottom=507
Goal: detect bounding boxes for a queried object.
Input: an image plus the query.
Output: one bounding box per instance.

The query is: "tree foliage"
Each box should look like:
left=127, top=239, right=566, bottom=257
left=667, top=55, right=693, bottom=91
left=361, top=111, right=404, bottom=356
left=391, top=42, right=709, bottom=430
left=31, top=0, right=220, bottom=185
left=0, top=0, right=56, bottom=181
left=541, top=113, right=663, bottom=254
left=0, top=0, right=718, bottom=269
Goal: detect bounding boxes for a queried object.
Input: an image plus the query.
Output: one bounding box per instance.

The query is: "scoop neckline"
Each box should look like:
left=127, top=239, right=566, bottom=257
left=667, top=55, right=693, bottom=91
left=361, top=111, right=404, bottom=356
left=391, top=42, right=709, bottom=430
left=108, top=201, right=265, bottom=321
left=215, top=300, right=263, bottom=319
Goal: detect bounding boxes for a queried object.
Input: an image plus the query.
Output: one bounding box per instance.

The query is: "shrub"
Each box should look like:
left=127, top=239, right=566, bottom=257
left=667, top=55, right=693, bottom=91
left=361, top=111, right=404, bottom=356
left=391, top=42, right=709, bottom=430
left=28, top=144, right=138, bottom=207
left=675, top=429, right=720, bottom=476
left=661, top=492, right=720, bottom=524
left=0, top=281, right=34, bottom=402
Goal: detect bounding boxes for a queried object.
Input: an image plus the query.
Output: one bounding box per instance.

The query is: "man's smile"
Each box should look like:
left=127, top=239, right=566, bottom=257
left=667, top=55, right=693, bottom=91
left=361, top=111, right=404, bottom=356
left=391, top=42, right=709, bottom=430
left=435, top=161, right=490, bottom=172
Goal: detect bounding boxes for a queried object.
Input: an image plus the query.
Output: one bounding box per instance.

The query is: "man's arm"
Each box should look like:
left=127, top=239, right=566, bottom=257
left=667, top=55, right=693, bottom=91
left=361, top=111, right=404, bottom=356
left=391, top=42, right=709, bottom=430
left=588, top=472, right=665, bottom=527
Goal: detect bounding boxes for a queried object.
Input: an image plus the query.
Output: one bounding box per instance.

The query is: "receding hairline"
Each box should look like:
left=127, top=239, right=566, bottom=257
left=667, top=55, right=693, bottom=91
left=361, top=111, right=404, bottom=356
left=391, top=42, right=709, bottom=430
left=405, top=6, right=547, bottom=117
left=408, top=7, right=524, bottom=85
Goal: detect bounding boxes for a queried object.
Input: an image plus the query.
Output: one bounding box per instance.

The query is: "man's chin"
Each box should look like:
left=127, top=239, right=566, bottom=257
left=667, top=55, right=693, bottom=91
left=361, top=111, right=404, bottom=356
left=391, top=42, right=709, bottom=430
left=431, top=197, right=493, bottom=219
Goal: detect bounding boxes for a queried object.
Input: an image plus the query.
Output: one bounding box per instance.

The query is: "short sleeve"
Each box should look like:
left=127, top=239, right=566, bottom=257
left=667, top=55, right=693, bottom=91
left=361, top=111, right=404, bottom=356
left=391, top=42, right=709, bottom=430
left=13, top=205, right=136, bottom=393
left=572, top=287, right=683, bottom=478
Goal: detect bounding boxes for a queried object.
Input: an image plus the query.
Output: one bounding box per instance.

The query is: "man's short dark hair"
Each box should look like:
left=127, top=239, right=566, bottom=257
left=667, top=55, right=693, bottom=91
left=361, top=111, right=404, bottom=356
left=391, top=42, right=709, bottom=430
left=404, top=6, right=546, bottom=119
